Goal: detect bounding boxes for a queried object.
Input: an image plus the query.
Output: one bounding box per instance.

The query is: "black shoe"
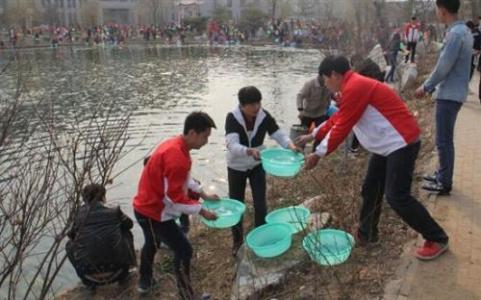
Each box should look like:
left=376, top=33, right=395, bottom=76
left=356, top=230, right=380, bottom=247
left=137, top=277, right=152, bottom=295
left=117, top=270, right=133, bottom=286
left=348, top=146, right=359, bottom=154
left=422, top=181, right=451, bottom=195
left=423, top=173, right=438, bottom=183
left=85, top=284, right=96, bottom=293
left=200, top=292, right=213, bottom=300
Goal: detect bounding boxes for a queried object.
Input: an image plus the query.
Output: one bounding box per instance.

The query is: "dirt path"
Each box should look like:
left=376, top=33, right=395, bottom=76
left=385, top=74, right=481, bottom=300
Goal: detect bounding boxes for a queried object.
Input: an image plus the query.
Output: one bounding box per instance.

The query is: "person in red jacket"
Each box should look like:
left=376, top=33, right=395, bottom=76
left=298, top=56, right=449, bottom=261
left=133, top=111, right=218, bottom=298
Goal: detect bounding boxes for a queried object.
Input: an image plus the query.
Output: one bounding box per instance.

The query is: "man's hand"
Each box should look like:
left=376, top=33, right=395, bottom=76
left=200, top=208, right=217, bottom=220
left=202, top=193, right=220, bottom=201
left=296, top=134, right=314, bottom=147
left=288, top=142, right=301, bottom=153
left=247, top=148, right=261, bottom=160
left=304, top=153, right=320, bottom=170
left=297, top=111, right=304, bottom=120
left=415, top=86, right=426, bottom=98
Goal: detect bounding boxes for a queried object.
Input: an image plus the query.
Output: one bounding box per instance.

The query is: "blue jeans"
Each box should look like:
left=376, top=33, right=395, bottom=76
left=435, top=99, right=463, bottom=189
left=385, top=51, right=398, bottom=82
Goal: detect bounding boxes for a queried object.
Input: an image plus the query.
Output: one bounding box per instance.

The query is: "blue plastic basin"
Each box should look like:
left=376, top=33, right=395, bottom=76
left=200, top=198, right=246, bottom=229
left=260, top=148, right=304, bottom=178
left=265, top=206, right=311, bottom=234
left=326, top=104, right=338, bottom=117
left=302, top=229, right=355, bottom=266
left=246, top=223, right=293, bottom=258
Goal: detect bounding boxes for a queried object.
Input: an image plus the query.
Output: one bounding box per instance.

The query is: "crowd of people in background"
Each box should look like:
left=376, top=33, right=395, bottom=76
left=0, top=14, right=445, bottom=53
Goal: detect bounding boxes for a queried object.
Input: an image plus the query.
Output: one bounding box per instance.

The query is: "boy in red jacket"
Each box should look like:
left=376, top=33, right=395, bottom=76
left=298, top=56, right=449, bottom=261
left=133, top=111, right=218, bottom=298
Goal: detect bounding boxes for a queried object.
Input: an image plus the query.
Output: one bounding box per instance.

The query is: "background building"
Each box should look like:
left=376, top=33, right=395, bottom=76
left=99, top=0, right=137, bottom=24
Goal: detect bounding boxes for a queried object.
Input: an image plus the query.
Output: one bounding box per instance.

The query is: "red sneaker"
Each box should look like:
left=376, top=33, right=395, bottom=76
left=415, top=241, right=448, bottom=260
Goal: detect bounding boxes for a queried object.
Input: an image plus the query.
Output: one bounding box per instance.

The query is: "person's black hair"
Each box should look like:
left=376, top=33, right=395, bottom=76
left=82, top=184, right=106, bottom=204
left=466, top=20, right=475, bottom=30
left=411, top=16, right=417, bottom=20
left=238, top=86, right=262, bottom=106
left=318, top=55, right=351, bottom=77
left=183, top=111, right=217, bottom=135
left=350, top=53, right=364, bottom=69
left=436, top=0, right=460, bottom=14
left=143, top=156, right=150, bottom=166
left=355, top=58, right=385, bottom=83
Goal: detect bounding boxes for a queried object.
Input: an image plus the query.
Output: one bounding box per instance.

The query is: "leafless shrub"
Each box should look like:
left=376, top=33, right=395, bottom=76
left=0, top=57, right=132, bottom=299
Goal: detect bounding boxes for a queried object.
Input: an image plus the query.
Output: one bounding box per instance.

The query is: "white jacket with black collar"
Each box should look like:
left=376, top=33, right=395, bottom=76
left=225, top=106, right=291, bottom=172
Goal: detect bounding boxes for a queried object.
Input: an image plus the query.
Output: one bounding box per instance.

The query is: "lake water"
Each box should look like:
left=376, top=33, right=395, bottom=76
left=0, top=44, right=323, bottom=294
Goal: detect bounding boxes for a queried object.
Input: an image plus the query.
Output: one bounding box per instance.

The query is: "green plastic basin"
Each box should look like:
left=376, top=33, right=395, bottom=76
left=265, top=206, right=311, bottom=234
left=260, top=148, right=304, bottom=178
left=200, top=198, right=246, bottom=229
left=303, top=229, right=355, bottom=266
left=246, top=223, right=293, bottom=258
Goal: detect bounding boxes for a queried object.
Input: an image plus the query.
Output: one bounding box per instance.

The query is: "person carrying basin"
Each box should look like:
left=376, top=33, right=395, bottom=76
left=296, top=72, right=331, bottom=151
left=66, top=184, right=136, bottom=291
left=143, top=156, right=208, bottom=236
left=133, top=111, right=219, bottom=299
left=298, top=55, right=449, bottom=261
left=225, top=86, right=299, bottom=257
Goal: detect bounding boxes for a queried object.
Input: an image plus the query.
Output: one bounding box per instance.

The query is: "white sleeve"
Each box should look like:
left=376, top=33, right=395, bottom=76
left=187, top=176, right=203, bottom=193
left=314, top=131, right=330, bottom=157
left=226, top=133, right=249, bottom=156
left=270, top=129, right=291, bottom=148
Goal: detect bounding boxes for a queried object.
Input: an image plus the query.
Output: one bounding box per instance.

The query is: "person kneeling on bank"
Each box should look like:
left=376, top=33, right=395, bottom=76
left=66, top=184, right=136, bottom=290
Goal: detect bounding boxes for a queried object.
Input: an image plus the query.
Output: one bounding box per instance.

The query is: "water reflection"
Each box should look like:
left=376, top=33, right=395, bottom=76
left=0, top=45, right=322, bottom=293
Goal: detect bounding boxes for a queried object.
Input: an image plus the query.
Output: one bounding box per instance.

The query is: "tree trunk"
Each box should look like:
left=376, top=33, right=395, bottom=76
left=271, top=0, right=277, bottom=18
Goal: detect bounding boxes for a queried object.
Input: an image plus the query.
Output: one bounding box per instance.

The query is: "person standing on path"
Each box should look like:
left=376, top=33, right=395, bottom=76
left=415, top=0, right=473, bottom=195
left=385, top=29, right=402, bottom=83
left=298, top=55, right=450, bottom=260
left=466, top=20, right=481, bottom=80
left=405, top=16, right=420, bottom=63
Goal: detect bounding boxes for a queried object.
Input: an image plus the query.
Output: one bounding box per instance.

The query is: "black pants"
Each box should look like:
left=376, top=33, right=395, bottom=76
left=405, top=42, right=417, bottom=63
left=135, top=211, right=194, bottom=298
left=301, top=115, right=329, bottom=151
left=228, top=165, right=267, bottom=245
left=359, top=141, right=448, bottom=243
left=66, top=239, right=131, bottom=287
left=470, top=55, right=476, bottom=80
left=350, top=134, right=360, bottom=150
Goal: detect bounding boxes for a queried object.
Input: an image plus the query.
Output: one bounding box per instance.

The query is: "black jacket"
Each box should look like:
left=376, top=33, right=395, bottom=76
left=68, top=202, right=135, bottom=267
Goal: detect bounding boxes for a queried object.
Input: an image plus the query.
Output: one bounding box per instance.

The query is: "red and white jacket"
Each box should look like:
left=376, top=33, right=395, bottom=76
left=312, top=71, right=420, bottom=157
left=133, top=136, right=202, bottom=222
left=405, top=22, right=420, bottom=43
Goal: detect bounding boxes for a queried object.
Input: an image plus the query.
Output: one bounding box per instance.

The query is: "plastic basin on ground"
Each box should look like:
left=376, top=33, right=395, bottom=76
left=302, top=229, right=355, bottom=266
left=260, top=148, right=304, bottom=178
left=246, top=223, right=293, bottom=258
left=200, top=198, right=246, bottom=229
left=265, top=206, right=311, bottom=234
